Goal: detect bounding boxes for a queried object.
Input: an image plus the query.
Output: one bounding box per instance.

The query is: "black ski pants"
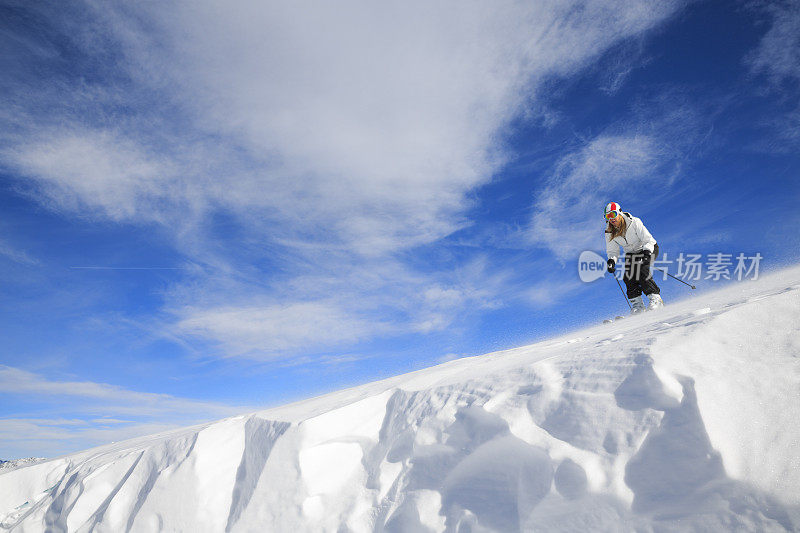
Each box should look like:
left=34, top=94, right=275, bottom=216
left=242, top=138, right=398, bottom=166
left=624, top=243, right=660, bottom=299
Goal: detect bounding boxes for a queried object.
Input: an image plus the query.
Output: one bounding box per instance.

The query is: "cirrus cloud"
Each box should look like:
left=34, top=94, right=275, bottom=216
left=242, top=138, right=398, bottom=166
left=0, top=364, right=249, bottom=458
left=0, top=0, right=686, bottom=360
left=3, top=0, right=686, bottom=252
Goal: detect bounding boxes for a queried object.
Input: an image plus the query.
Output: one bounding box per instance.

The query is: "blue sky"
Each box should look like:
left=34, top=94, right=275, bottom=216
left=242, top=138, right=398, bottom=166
left=1, top=0, right=799, bottom=459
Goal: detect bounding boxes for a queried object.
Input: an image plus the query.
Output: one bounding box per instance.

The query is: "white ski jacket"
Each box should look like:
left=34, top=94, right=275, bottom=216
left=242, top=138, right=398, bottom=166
left=605, top=212, right=657, bottom=263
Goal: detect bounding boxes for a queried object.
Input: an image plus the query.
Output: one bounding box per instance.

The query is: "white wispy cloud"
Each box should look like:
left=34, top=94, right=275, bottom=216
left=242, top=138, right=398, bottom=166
left=176, top=302, right=384, bottom=357
left=528, top=134, right=662, bottom=260
left=2, top=128, right=179, bottom=221
left=2, top=0, right=686, bottom=249
left=746, top=1, right=800, bottom=84
left=745, top=1, right=800, bottom=148
left=168, top=254, right=512, bottom=358
left=595, top=37, right=652, bottom=96
left=0, top=364, right=248, bottom=458
left=0, top=418, right=181, bottom=459
left=0, top=240, right=38, bottom=265
left=527, top=90, right=704, bottom=262
left=0, top=365, right=246, bottom=418
left=0, top=0, right=686, bottom=360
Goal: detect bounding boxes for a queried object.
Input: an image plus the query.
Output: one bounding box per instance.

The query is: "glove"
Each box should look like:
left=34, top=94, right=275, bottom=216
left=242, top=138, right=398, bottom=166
left=607, top=259, right=616, bottom=273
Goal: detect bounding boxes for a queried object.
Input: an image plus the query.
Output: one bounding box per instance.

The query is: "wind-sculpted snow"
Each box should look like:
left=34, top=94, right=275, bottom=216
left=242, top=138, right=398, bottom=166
left=2, top=268, right=799, bottom=532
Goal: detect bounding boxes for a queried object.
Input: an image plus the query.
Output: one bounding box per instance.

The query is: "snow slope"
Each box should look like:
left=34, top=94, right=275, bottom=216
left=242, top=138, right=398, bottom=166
left=2, top=267, right=799, bottom=532
left=0, top=460, right=45, bottom=473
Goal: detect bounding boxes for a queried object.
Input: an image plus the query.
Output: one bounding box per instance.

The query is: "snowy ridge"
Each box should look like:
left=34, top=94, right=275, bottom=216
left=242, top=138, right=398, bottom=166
left=1, top=267, right=799, bottom=532
left=0, top=460, right=45, bottom=473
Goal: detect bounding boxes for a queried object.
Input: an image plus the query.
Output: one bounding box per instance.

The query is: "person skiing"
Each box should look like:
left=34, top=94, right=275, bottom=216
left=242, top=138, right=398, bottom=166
left=604, top=202, right=663, bottom=313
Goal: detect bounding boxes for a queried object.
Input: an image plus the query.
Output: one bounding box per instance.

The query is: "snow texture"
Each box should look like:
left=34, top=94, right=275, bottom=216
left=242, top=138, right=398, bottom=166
left=1, top=267, right=799, bottom=532
left=0, top=460, right=46, bottom=473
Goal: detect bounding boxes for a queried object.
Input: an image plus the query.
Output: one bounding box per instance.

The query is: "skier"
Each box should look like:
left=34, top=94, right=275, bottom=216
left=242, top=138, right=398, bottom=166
left=604, top=202, right=663, bottom=313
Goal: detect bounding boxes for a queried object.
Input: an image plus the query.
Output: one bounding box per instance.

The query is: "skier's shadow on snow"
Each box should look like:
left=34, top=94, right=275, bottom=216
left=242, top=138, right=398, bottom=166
left=615, top=355, right=796, bottom=530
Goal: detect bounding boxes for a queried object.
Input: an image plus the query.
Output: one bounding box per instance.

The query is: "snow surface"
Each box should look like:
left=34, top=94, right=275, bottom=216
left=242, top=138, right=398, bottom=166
left=0, top=460, right=45, bottom=473
left=1, top=266, right=799, bottom=532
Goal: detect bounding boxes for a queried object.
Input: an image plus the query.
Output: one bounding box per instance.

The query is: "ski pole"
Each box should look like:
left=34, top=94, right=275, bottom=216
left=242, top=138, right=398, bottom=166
left=653, top=267, right=697, bottom=289
left=613, top=274, right=632, bottom=310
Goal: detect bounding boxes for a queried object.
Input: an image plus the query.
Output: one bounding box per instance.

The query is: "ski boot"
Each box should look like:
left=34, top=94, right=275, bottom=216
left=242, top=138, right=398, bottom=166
left=629, top=296, right=646, bottom=315
left=647, top=293, right=664, bottom=311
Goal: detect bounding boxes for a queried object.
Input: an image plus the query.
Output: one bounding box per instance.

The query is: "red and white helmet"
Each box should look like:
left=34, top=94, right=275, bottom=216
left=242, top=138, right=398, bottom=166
left=604, top=202, right=621, bottom=221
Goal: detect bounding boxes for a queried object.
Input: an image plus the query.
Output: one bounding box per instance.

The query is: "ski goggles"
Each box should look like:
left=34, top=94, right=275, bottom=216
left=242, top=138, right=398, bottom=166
left=604, top=209, right=620, bottom=221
